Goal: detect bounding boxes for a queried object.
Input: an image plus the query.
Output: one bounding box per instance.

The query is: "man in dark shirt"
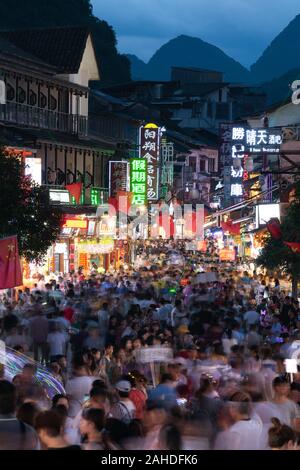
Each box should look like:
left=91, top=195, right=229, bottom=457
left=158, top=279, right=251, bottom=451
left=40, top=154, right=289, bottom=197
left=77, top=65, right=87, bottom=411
left=0, top=381, right=40, bottom=450
left=280, top=297, right=293, bottom=326
left=3, top=307, right=18, bottom=335
left=29, top=310, right=49, bottom=363
left=35, top=410, right=81, bottom=450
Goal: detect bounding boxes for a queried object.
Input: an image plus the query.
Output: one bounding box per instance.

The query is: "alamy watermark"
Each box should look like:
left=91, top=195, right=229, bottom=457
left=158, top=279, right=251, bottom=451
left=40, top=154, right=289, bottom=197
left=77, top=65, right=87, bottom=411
left=96, top=196, right=205, bottom=241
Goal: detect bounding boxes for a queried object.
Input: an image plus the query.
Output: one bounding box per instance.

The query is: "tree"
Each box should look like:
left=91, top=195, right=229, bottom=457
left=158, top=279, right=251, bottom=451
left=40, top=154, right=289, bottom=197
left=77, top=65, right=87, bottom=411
left=256, top=181, right=300, bottom=298
left=0, top=148, right=62, bottom=262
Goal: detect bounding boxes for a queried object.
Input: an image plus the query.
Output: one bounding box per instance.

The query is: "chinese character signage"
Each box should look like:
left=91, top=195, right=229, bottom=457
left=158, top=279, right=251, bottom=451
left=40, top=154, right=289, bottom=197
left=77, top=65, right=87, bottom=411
left=231, top=127, right=282, bottom=153
left=219, top=125, right=283, bottom=208
left=109, top=161, right=129, bottom=197
left=130, top=158, right=147, bottom=206
left=219, top=123, right=235, bottom=206
left=139, top=123, right=161, bottom=201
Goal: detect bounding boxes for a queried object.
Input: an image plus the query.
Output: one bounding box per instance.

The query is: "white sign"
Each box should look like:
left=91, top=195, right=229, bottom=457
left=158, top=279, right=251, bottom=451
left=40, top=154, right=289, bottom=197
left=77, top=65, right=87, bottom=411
left=255, top=204, right=280, bottom=228
left=50, top=189, right=70, bottom=204
left=135, top=346, right=173, bottom=364
left=284, top=359, right=298, bottom=374
left=25, top=157, right=42, bottom=185
left=54, top=243, right=67, bottom=254
left=77, top=241, right=114, bottom=254
left=0, top=340, right=6, bottom=365
left=0, top=80, right=6, bottom=105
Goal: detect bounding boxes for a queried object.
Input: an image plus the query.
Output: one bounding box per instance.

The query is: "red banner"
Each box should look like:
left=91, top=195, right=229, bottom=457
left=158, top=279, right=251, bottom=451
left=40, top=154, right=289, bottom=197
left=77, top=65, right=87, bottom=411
left=221, top=219, right=241, bottom=236
left=266, top=218, right=282, bottom=240
left=284, top=242, right=300, bottom=253
left=65, top=183, right=82, bottom=204
left=0, top=236, right=23, bottom=289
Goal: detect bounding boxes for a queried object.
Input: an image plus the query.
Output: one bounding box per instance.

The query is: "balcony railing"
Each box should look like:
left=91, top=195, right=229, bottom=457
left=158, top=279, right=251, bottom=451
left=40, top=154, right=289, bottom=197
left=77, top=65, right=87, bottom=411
left=0, top=102, right=88, bottom=136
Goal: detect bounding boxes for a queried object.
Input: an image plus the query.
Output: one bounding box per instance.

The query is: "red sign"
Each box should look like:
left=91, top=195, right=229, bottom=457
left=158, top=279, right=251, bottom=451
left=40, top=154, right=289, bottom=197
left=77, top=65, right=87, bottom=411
left=219, top=248, right=236, bottom=261
left=65, top=183, right=82, bottom=204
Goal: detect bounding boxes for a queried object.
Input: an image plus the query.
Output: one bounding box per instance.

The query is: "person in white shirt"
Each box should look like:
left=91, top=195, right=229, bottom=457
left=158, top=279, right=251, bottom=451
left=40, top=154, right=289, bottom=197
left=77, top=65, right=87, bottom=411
left=47, top=324, right=67, bottom=359
left=65, top=361, right=95, bottom=418
left=110, top=380, right=136, bottom=425
left=214, top=392, right=263, bottom=450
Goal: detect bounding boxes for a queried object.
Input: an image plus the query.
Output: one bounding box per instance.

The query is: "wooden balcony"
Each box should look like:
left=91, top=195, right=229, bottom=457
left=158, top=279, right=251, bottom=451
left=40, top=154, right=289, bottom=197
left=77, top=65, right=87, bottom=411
left=0, top=101, right=88, bottom=136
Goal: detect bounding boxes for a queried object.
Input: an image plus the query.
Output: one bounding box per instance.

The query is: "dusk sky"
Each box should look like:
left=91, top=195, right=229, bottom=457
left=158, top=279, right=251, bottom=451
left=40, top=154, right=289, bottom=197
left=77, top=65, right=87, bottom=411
left=92, top=0, right=300, bottom=67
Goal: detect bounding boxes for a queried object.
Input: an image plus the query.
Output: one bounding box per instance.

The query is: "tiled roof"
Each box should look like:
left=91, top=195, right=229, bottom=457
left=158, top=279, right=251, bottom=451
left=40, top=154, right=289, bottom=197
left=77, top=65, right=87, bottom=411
left=174, top=82, right=228, bottom=97
left=0, top=26, right=89, bottom=74
left=0, top=36, right=55, bottom=71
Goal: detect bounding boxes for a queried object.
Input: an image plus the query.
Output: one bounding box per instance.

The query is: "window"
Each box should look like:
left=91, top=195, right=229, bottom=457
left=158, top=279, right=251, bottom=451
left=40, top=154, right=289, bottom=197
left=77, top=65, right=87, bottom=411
left=40, top=92, right=47, bottom=108
left=200, top=160, right=206, bottom=172
left=188, top=156, right=197, bottom=172
left=207, top=101, right=213, bottom=118
left=29, top=90, right=37, bottom=106
left=6, top=83, right=15, bottom=101
left=50, top=95, right=57, bottom=111
left=17, top=86, right=26, bottom=104
left=208, top=159, right=215, bottom=173
left=192, top=102, right=202, bottom=118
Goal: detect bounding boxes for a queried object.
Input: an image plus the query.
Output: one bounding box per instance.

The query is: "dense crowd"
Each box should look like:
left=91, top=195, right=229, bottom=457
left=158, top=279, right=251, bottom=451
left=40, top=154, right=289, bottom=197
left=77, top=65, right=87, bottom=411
left=0, top=240, right=300, bottom=450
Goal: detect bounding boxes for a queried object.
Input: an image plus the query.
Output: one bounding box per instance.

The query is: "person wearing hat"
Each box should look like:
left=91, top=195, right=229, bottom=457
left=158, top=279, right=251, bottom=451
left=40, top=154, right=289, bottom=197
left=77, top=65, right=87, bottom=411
left=110, top=379, right=135, bottom=425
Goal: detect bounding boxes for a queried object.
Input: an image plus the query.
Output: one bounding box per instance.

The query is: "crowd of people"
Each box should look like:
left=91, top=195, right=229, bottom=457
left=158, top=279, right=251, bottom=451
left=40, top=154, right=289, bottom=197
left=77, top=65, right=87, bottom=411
left=0, top=240, right=300, bottom=450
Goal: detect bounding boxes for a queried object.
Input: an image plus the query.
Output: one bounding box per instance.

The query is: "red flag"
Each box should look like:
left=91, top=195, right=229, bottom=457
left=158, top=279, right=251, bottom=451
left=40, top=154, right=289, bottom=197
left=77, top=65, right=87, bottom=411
left=266, top=218, right=282, bottom=240
left=0, top=236, right=23, bottom=289
left=221, top=219, right=240, bottom=235
left=284, top=242, right=300, bottom=253
left=65, top=183, right=82, bottom=204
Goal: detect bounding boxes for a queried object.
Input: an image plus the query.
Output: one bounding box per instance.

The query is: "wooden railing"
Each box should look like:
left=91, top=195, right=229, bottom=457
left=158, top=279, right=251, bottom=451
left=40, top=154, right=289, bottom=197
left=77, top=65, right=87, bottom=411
left=0, top=102, right=88, bottom=136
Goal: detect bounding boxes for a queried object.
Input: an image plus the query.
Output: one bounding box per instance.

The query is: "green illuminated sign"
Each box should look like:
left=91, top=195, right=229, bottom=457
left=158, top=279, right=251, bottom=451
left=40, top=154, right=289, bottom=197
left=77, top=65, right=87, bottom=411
left=130, top=158, right=147, bottom=205
left=91, top=187, right=101, bottom=206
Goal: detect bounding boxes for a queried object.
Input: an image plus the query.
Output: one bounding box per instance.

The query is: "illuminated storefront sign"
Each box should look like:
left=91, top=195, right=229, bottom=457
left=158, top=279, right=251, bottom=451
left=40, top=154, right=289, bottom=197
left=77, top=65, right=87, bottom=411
left=219, top=248, right=236, bottom=261
left=77, top=239, right=114, bottom=254
left=139, top=123, right=161, bottom=201
left=109, top=161, right=129, bottom=197
left=130, top=158, right=147, bottom=206
left=63, top=219, right=88, bottom=229
left=90, top=188, right=100, bottom=206
left=219, top=125, right=282, bottom=208
left=50, top=189, right=70, bottom=204
left=98, top=216, right=116, bottom=236
left=231, top=127, right=282, bottom=153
